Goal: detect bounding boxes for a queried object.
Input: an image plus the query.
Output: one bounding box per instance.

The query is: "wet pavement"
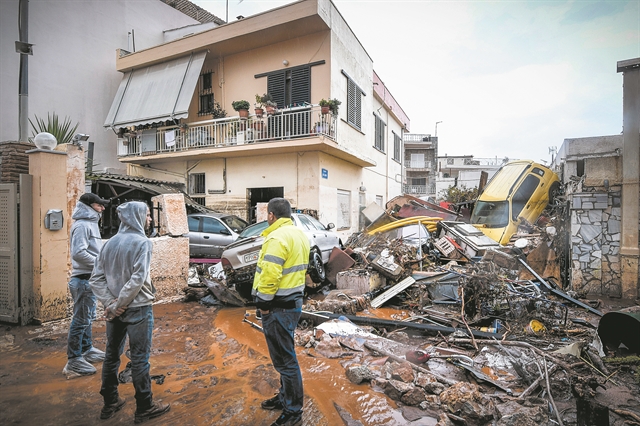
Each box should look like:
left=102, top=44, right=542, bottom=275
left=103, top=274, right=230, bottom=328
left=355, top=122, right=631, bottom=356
left=0, top=300, right=424, bottom=425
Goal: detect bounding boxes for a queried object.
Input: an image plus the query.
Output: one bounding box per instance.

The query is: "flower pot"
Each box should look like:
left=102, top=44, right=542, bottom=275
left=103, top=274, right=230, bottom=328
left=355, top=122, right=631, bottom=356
left=321, top=106, right=330, bottom=115
left=255, top=108, right=264, bottom=118
left=266, top=105, right=276, bottom=116
left=238, top=109, right=249, bottom=119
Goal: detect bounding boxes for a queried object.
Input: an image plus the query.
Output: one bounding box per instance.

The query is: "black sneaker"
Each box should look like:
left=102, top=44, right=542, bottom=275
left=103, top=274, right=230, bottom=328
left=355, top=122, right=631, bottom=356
left=261, top=394, right=283, bottom=410
left=270, top=411, right=302, bottom=426
left=134, top=401, right=170, bottom=424
left=100, top=397, right=126, bottom=420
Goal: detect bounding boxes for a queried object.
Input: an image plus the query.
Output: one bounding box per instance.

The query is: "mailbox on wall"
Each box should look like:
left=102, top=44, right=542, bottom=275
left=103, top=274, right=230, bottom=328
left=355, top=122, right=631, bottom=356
left=44, top=209, right=64, bottom=231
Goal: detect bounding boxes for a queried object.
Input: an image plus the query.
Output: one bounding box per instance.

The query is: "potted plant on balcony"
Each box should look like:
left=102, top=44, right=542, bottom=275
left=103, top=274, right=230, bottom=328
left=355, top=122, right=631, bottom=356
left=254, top=94, right=264, bottom=118
left=260, top=93, right=277, bottom=116
left=232, top=100, right=250, bottom=119
left=319, top=98, right=341, bottom=115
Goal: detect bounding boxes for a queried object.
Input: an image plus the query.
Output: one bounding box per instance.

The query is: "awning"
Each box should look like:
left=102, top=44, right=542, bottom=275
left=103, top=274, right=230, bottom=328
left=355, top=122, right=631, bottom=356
left=104, top=51, right=207, bottom=129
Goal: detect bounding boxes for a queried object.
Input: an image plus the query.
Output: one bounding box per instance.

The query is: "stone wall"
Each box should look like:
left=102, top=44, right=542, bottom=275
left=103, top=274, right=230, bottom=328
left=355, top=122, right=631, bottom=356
left=0, top=141, right=31, bottom=187
left=570, top=191, right=622, bottom=297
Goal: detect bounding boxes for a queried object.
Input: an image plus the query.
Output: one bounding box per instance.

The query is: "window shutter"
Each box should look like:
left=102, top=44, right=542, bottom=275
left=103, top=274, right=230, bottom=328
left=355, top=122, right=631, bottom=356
left=354, top=87, right=362, bottom=129
left=267, top=72, right=286, bottom=109
left=347, top=79, right=356, bottom=125
left=291, top=67, right=310, bottom=106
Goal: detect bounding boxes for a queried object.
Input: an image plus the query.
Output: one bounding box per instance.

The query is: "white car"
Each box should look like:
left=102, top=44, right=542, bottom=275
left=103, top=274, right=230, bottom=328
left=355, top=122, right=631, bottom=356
left=220, top=213, right=342, bottom=301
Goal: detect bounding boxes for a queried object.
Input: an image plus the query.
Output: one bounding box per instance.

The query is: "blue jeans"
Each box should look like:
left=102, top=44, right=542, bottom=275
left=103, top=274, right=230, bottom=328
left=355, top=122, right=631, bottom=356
left=100, top=305, right=154, bottom=410
left=262, top=307, right=303, bottom=414
left=67, top=276, right=96, bottom=359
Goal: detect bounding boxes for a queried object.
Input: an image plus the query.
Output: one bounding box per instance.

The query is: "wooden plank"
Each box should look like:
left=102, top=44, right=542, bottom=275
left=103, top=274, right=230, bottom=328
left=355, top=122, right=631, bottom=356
left=370, top=276, right=415, bottom=308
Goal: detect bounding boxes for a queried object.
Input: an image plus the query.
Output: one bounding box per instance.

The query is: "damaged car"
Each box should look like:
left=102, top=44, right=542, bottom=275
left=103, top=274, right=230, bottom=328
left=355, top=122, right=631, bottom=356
left=221, top=213, right=343, bottom=301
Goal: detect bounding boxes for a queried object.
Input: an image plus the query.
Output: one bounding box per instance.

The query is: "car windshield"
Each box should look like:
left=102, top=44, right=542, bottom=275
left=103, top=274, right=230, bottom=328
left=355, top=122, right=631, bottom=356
left=220, top=215, right=249, bottom=233
left=238, top=221, right=268, bottom=238
left=470, top=201, right=509, bottom=227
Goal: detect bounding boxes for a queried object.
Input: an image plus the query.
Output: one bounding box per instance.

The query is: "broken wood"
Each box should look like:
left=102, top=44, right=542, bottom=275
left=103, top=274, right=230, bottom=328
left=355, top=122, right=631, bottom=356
left=518, top=364, right=559, bottom=399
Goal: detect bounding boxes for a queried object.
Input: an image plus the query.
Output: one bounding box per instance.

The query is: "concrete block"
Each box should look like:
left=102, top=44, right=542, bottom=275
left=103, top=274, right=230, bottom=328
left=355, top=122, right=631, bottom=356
left=151, top=236, right=189, bottom=300
left=151, top=193, right=188, bottom=237
left=336, top=269, right=385, bottom=295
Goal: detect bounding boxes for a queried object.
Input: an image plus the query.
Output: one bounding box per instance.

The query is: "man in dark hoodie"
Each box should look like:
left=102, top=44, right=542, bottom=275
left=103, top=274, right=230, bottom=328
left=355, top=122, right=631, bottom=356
left=63, top=193, right=109, bottom=379
left=90, top=201, right=170, bottom=423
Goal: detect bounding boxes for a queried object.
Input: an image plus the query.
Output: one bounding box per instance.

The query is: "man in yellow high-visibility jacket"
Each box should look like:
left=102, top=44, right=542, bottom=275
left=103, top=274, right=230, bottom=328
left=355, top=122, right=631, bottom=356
left=253, top=198, right=309, bottom=426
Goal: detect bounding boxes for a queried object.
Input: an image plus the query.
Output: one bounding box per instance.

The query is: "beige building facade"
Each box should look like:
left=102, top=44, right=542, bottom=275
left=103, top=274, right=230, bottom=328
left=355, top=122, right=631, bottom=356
left=108, top=0, right=409, bottom=239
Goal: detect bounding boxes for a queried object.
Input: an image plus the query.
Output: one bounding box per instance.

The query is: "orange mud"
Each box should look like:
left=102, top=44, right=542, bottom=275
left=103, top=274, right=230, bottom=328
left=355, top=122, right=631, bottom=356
left=0, top=301, right=428, bottom=425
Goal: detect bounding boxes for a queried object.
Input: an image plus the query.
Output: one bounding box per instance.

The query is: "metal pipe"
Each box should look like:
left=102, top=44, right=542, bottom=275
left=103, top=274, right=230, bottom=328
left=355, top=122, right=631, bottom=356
left=18, top=0, right=29, bottom=142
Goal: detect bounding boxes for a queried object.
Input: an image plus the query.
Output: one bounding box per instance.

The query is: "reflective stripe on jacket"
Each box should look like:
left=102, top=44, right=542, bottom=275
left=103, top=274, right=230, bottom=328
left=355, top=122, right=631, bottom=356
left=252, top=217, right=310, bottom=305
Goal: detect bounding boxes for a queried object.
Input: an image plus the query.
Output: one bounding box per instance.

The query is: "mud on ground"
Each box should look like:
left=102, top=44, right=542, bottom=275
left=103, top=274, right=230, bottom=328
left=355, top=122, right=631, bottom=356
left=0, top=301, right=421, bottom=426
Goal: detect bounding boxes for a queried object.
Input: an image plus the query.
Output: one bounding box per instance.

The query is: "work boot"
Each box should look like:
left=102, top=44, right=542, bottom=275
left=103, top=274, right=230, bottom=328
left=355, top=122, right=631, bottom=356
left=62, top=357, right=97, bottom=379
left=261, top=394, right=283, bottom=410
left=134, top=401, right=170, bottom=424
left=82, top=347, right=106, bottom=363
left=270, top=411, right=302, bottom=426
left=100, top=397, right=126, bottom=420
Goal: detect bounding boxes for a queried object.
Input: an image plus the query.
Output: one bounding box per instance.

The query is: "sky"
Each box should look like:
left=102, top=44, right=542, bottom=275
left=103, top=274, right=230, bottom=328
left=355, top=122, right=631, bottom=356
left=192, top=0, right=640, bottom=164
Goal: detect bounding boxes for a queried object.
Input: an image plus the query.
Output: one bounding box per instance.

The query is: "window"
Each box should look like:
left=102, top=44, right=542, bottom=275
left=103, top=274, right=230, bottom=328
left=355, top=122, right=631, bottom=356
left=374, top=114, right=385, bottom=152
left=346, top=77, right=362, bottom=129
left=337, top=189, right=351, bottom=229
left=189, top=173, right=205, bottom=195
left=256, top=61, right=324, bottom=108
left=512, top=175, right=540, bottom=220
left=198, top=70, right=214, bottom=115
left=202, top=217, right=226, bottom=234
left=188, top=216, right=200, bottom=232
left=393, top=132, right=401, bottom=162
left=297, top=214, right=315, bottom=231
left=308, top=216, right=328, bottom=231
left=446, top=158, right=454, bottom=165
left=376, top=195, right=384, bottom=207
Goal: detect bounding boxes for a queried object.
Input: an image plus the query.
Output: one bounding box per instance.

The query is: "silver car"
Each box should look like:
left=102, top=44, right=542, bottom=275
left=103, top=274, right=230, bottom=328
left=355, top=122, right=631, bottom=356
left=220, top=213, right=342, bottom=301
left=187, top=213, right=249, bottom=258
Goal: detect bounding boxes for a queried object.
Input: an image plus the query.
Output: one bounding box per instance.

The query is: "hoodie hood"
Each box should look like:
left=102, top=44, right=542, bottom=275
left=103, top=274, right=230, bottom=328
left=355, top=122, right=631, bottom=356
left=117, top=201, right=148, bottom=235
left=71, top=201, right=101, bottom=222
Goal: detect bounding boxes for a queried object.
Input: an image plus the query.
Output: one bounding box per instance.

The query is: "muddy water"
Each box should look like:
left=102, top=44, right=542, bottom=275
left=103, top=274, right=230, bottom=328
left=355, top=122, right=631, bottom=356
left=0, top=301, right=426, bottom=425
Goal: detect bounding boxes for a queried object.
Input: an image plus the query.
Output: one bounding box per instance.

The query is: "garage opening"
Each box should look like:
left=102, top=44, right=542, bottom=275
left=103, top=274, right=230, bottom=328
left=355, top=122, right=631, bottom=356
left=247, top=187, right=284, bottom=223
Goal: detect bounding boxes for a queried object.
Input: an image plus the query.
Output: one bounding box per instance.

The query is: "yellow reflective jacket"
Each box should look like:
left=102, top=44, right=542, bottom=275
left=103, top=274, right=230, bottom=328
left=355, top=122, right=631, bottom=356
left=252, top=217, right=310, bottom=309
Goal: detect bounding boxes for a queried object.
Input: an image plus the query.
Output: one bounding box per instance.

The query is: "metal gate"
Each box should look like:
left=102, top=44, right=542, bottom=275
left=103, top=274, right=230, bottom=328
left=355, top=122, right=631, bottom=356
left=0, top=183, right=19, bottom=323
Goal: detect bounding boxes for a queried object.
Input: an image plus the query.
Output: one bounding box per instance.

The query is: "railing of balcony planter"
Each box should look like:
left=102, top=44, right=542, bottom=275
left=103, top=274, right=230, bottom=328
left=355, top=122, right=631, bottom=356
left=403, top=185, right=428, bottom=194
left=404, top=160, right=433, bottom=169
left=117, top=105, right=337, bottom=157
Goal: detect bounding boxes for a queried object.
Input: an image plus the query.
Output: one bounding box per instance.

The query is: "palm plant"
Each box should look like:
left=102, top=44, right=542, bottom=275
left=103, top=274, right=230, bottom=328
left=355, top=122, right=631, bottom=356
left=29, top=113, right=79, bottom=145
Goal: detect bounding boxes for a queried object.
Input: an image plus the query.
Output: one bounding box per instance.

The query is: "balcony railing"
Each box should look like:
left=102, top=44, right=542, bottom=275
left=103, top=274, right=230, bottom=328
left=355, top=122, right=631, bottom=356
left=403, top=184, right=436, bottom=195
left=117, top=105, right=337, bottom=157
left=404, top=160, right=432, bottom=169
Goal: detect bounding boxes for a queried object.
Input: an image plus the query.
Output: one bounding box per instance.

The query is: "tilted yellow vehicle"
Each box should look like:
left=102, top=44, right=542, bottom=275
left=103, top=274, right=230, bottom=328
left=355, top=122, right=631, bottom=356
left=470, top=160, right=560, bottom=245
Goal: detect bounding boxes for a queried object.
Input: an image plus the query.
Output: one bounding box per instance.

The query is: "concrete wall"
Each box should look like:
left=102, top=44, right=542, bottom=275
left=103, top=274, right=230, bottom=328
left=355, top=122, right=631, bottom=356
left=28, top=149, right=70, bottom=322
left=0, top=0, right=198, bottom=172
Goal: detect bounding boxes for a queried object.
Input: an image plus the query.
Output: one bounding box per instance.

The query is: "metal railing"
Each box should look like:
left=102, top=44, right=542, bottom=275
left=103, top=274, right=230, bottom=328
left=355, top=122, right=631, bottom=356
left=117, top=105, right=338, bottom=157
left=404, top=160, right=432, bottom=169
left=403, top=184, right=436, bottom=195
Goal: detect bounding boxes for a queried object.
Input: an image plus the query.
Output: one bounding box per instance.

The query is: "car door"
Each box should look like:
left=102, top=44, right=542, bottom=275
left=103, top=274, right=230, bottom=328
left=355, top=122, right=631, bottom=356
left=298, top=214, right=334, bottom=262
left=201, top=216, right=234, bottom=258
left=187, top=215, right=205, bottom=257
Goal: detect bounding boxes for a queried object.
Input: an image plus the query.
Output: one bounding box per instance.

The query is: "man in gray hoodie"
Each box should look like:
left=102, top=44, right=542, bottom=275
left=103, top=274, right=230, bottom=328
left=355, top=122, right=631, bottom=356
left=63, top=193, right=109, bottom=378
left=90, top=201, right=170, bottom=423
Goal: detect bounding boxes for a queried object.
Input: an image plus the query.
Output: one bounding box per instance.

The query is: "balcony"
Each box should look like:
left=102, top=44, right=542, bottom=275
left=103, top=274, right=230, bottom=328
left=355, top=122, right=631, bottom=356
left=404, top=160, right=433, bottom=171
left=117, top=105, right=337, bottom=159
left=403, top=184, right=436, bottom=195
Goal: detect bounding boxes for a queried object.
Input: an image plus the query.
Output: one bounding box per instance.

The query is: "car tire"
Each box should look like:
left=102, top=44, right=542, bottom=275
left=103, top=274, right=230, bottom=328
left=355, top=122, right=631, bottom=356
left=547, top=181, right=561, bottom=207
left=308, top=250, right=326, bottom=283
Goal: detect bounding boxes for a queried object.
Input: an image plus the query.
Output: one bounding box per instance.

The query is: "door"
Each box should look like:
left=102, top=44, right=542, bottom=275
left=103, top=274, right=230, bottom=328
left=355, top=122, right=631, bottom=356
left=200, top=216, right=234, bottom=258
left=0, top=184, right=19, bottom=323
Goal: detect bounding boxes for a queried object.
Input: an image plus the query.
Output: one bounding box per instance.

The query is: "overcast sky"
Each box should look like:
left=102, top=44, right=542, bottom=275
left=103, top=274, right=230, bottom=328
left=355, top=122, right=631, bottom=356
left=193, top=0, right=639, bottom=164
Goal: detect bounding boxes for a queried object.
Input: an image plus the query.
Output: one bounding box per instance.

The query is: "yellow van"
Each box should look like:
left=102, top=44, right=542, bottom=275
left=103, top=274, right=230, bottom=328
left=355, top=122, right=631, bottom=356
left=470, top=160, right=559, bottom=245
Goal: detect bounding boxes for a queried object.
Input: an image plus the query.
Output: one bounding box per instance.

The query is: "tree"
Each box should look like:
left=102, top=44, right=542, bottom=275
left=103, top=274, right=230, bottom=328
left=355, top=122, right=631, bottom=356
left=29, top=113, right=79, bottom=145
left=439, top=185, right=478, bottom=204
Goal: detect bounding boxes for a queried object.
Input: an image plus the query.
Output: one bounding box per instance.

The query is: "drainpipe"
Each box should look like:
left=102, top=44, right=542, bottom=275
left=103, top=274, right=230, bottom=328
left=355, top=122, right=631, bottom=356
left=17, top=0, right=30, bottom=142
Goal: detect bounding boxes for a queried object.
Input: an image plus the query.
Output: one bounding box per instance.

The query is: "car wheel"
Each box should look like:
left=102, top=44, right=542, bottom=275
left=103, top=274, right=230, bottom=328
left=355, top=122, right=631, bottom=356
left=308, top=250, right=326, bottom=283
left=547, top=181, right=561, bottom=207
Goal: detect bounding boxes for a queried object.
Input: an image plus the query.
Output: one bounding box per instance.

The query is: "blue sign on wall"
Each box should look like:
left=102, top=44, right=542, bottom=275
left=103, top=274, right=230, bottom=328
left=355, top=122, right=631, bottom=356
left=322, top=168, right=328, bottom=179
